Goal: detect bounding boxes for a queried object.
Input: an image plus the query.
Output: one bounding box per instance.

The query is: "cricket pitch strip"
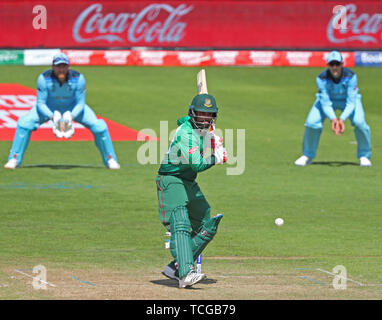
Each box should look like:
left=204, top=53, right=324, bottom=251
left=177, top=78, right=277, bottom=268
left=1, top=257, right=382, bottom=300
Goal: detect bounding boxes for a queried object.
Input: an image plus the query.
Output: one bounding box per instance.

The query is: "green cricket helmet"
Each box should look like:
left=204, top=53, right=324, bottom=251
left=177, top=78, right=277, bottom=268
left=188, top=94, right=218, bottom=130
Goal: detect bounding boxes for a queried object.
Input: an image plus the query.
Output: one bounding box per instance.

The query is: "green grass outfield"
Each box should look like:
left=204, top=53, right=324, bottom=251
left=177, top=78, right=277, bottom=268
left=0, top=65, right=382, bottom=299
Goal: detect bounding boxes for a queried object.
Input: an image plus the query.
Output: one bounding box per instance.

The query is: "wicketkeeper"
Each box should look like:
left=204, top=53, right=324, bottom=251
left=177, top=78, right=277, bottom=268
left=295, top=51, right=372, bottom=167
left=4, top=53, right=120, bottom=169
left=156, top=94, right=226, bottom=288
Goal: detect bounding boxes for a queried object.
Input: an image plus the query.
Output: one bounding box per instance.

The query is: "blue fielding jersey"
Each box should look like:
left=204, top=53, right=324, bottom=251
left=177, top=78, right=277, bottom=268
left=316, top=68, right=359, bottom=121
left=36, top=69, right=86, bottom=119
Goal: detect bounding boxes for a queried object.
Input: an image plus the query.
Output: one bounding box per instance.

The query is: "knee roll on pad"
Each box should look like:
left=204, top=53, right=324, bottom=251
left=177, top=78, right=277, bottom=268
left=170, top=206, right=190, bottom=228
left=199, top=214, right=223, bottom=238
left=192, top=214, right=223, bottom=259
left=170, top=206, right=191, bottom=242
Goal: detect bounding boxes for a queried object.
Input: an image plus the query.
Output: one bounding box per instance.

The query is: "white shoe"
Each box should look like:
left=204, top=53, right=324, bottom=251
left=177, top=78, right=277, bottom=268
left=360, top=157, right=372, bottom=167
left=179, top=271, right=206, bottom=288
left=4, top=158, right=18, bottom=169
left=107, top=158, right=120, bottom=170
left=294, top=155, right=312, bottom=166
left=162, top=264, right=180, bottom=281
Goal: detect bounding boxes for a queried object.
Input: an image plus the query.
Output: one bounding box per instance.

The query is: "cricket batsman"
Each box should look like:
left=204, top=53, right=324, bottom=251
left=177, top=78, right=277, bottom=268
left=156, top=93, right=226, bottom=288
left=4, top=53, right=120, bottom=169
left=295, top=51, right=372, bottom=167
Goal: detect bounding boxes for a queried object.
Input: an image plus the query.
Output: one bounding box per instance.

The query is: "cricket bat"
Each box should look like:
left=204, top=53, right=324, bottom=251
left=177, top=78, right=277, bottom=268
left=196, top=69, right=216, bottom=147
left=197, top=69, right=208, bottom=95
left=195, top=69, right=211, bottom=271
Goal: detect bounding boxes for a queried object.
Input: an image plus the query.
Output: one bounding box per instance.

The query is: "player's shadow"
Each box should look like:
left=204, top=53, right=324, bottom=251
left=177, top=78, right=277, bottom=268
left=150, top=278, right=217, bottom=289
left=22, top=164, right=103, bottom=170
left=311, top=161, right=359, bottom=167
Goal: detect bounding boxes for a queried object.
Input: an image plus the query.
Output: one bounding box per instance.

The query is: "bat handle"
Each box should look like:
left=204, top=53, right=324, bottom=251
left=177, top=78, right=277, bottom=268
left=211, top=136, right=216, bottom=150
left=209, top=124, right=216, bottom=150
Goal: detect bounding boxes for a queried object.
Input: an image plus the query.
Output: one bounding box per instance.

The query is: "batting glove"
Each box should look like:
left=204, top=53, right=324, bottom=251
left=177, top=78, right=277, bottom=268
left=208, top=133, right=223, bottom=151
left=214, top=145, right=227, bottom=165
left=213, top=134, right=223, bottom=149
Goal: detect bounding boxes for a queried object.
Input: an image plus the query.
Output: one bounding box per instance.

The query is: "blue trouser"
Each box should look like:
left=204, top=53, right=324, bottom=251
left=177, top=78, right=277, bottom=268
left=7, top=105, right=118, bottom=166
left=302, top=95, right=371, bottom=159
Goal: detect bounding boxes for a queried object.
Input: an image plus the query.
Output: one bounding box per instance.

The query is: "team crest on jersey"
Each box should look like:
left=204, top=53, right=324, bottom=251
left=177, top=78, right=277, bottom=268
left=203, top=98, right=212, bottom=108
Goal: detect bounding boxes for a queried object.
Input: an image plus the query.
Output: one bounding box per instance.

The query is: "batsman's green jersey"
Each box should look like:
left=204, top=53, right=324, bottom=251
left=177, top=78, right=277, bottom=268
left=158, top=116, right=215, bottom=181
left=157, top=116, right=215, bottom=228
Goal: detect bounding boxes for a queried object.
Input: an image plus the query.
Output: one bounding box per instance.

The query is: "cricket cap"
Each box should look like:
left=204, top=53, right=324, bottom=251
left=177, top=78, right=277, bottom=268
left=53, top=52, right=69, bottom=65
left=327, top=51, right=343, bottom=64
left=189, top=94, right=218, bottom=113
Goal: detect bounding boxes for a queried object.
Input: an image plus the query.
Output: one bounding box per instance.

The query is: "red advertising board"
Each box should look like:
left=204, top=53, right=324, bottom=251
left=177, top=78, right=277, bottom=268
left=1, top=1, right=382, bottom=49
left=61, top=49, right=356, bottom=67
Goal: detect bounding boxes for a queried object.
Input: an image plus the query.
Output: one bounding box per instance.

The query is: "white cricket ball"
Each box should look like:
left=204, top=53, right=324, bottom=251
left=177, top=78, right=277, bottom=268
left=275, top=218, right=284, bottom=227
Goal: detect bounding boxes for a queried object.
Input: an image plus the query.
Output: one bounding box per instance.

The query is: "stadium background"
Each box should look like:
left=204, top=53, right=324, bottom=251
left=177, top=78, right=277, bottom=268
left=1, top=0, right=382, bottom=67
left=1, top=0, right=382, bottom=303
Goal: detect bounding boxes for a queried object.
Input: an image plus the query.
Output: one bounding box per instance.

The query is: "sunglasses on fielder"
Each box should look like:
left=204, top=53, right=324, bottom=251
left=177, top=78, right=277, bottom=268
left=328, top=61, right=342, bottom=67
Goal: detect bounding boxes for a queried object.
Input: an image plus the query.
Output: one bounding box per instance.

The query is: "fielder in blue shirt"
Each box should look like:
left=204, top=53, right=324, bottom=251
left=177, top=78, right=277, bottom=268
left=295, top=51, right=372, bottom=167
left=4, top=53, right=120, bottom=169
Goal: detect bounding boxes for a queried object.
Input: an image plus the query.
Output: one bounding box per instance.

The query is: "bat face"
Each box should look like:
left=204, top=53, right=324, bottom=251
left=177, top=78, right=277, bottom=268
left=197, top=69, right=208, bottom=94
left=196, top=69, right=215, bottom=138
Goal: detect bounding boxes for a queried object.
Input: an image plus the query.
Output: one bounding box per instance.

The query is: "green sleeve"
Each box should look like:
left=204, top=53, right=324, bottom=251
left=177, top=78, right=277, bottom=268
left=177, top=126, right=215, bottom=173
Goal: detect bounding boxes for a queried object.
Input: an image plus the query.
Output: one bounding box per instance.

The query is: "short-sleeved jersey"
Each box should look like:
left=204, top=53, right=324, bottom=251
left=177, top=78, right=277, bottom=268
left=316, top=68, right=359, bottom=121
left=36, top=69, right=86, bottom=119
left=158, top=116, right=215, bottom=181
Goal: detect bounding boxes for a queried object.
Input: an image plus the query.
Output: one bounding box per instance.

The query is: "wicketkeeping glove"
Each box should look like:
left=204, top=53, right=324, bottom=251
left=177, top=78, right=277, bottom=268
left=62, top=111, right=74, bottom=139
left=52, top=111, right=64, bottom=138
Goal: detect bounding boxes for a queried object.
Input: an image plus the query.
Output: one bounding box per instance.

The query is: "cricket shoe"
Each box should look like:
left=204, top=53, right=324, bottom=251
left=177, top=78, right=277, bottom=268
left=179, top=271, right=206, bottom=289
left=162, top=262, right=180, bottom=281
left=360, top=157, right=372, bottom=167
left=294, top=155, right=312, bottom=166
left=4, top=158, right=18, bottom=169
left=107, top=158, right=120, bottom=170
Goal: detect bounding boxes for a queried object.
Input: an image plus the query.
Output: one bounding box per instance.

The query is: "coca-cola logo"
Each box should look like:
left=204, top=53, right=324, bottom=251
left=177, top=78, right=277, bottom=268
left=73, top=3, right=193, bottom=44
left=327, top=4, right=382, bottom=43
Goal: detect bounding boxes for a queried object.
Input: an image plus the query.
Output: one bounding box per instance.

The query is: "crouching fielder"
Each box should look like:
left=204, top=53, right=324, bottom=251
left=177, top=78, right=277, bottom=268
left=156, top=94, right=226, bottom=288
left=295, top=51, right=372, bottom=167
left=4, top=53, right=120, bottom=169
